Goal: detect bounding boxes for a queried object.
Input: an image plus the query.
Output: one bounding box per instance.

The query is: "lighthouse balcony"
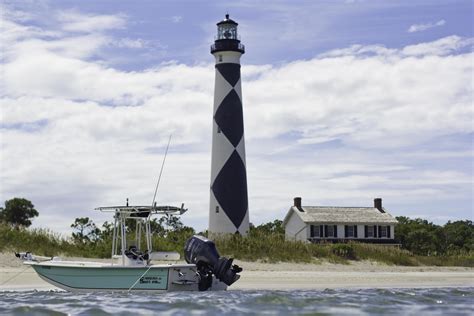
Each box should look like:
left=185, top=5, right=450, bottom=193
left=211, top=40, right=245, bottom=54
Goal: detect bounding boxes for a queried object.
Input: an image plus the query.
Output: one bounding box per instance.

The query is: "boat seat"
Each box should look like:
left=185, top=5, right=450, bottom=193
left=125, top=246, right=149, bottom=261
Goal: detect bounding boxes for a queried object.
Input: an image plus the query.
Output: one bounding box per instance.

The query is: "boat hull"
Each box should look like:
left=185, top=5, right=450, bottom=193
left=28, top=261, right=227, bottom=292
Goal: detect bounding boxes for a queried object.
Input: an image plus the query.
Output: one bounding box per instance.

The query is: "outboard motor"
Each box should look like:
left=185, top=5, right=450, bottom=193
left=184, top=235, right=242, bottom=291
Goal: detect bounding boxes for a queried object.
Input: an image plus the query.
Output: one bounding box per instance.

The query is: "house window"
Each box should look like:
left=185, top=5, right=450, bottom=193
left=346, top=225, right=354, bottom=238
left=310, top=225, right=320, bottom=238
left=345, top=225, right=358, bottom=238
left=380, top=226, right=388, bottom=238
left=367, top=225, right=374, bottom=238
left=326, top=225, right=334, bottom=237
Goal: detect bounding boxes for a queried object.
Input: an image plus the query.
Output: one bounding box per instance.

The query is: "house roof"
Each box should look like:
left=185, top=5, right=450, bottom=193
left=283, top=206, right=398, bottom=226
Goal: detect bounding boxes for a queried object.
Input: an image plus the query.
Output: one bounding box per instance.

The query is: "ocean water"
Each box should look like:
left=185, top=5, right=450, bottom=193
left=0, top=288, right=472, bottom=315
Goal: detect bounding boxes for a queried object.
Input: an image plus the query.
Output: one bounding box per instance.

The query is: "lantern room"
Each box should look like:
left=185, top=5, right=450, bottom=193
left=211, top=14, right=245, bottom=54
left=217, top=14, right=238, bottom=40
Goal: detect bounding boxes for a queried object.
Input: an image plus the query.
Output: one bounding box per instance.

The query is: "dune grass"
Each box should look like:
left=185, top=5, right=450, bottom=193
left=213, top=232, right=406, bottom=264
left=1, top=224, right=472, bottom=266
left=213, top=231, right=473, bottom=266
left=0, top=224, right=118, bottom=258
left=0, top=224, right=74, bottom=257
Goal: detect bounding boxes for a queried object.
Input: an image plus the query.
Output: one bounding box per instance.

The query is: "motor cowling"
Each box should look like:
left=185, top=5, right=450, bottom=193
left=184, top=235, right=242, bottom=290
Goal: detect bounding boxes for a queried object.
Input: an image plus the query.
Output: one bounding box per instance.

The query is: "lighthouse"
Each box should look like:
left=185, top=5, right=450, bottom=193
left=209, top=14, right=249, bottom=236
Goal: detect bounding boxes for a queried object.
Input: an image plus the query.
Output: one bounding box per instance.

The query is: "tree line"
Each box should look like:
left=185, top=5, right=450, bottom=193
left=395, top=216, right=472, bottom=256
left=1, top=198, right=472, bottom=257
left=69, top=213, right=195, bottom=245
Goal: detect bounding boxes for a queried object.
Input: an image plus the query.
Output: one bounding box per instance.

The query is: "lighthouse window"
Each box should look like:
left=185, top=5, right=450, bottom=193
left=219, top=55, right=223, bottom=62
left=215, top=206, right=219, bottom=213
left=218, top=25, right=237, bottom=40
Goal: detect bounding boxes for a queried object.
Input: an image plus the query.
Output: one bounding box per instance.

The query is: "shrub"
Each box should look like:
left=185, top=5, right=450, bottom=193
left=331, top=244, right=357, bottom=260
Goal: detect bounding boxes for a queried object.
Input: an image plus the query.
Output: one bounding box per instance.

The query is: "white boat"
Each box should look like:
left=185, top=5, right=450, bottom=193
left=17, top=204, right=242, bottom=292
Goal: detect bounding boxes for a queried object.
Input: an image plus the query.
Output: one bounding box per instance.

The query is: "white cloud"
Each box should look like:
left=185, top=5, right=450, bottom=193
left=57, top=10, right=126, bottom=32
left=113, top=38, right=150, bottom=49
left=171, top=16, right=182, bottom=23
left=1, top=7, right=472, bottom=233
left=402, top=35, right=473, bottom=56
left=408, top=19, right=446, bottom=33
left=0, top=15, right=61, bottom=51
left=318, top=44, right=397, bottom=58
left=245, top=49, right=472, bottom=148
left=320, top=36, right=473, bottom=58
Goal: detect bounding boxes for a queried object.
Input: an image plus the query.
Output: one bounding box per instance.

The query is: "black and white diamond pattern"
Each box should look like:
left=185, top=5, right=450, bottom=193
left=211, top=150, right=248, bottom=229
left=214, top=90, right=243, bottom=147
left=210, top=62, right=248, bottom=234
left=215, top=63, right=241, bottom=87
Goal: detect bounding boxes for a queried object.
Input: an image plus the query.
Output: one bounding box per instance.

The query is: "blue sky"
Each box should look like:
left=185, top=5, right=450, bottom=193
left=1, top=0, right=473, bottom=234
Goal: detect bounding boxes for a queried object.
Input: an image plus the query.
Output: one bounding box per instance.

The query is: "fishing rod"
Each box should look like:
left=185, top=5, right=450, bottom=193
left=144, top=134, right=172, bottom=253
left=150, top=134, right=172, bottom=210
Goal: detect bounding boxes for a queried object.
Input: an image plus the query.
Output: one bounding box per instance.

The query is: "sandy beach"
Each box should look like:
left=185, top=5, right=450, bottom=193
left=0, top=253, right=472, bottom=291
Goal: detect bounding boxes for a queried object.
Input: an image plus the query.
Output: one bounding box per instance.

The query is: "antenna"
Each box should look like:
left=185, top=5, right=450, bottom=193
left=150, top=135, right=172, bottom=210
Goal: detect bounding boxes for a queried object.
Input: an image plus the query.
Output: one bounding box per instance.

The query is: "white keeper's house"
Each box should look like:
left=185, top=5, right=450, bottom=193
left=283, top=197, right=398, bottom=243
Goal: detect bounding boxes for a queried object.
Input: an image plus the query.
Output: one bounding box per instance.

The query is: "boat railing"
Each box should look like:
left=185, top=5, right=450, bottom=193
left=95, top=205, right=187, bottom=216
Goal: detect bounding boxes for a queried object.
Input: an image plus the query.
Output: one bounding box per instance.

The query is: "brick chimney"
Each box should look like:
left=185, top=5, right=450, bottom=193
left=294, top=197, right=304, bottom=212
left=374, top=198, right=384, bottom=213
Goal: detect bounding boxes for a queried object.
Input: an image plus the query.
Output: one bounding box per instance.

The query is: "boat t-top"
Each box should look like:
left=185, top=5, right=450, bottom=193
left=17, top=202, right=242, bottom=292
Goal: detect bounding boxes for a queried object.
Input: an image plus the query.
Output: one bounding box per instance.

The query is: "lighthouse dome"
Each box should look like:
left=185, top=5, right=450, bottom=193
left=217, top=14, right=238, bottom=26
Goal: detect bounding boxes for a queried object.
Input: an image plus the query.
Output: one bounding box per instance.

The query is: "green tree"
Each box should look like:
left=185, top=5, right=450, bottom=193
left=156, top=214, right=184, bottom=237
left=71, top=217, right=100, bottom=244
left=0, top=198, right=39, bottom=227
left=161, top=214, right=184, bottom=230
left=395, top=216, right=444, bottom=255
left=99, top=221, right=115, bottom=240
left=251, top=219, right=285, bottom=235
left=166, top=225, right=196, bottom=244
left=443, top=220, right=474, bottom=253
left=149, top=218, right=166, bottom=236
